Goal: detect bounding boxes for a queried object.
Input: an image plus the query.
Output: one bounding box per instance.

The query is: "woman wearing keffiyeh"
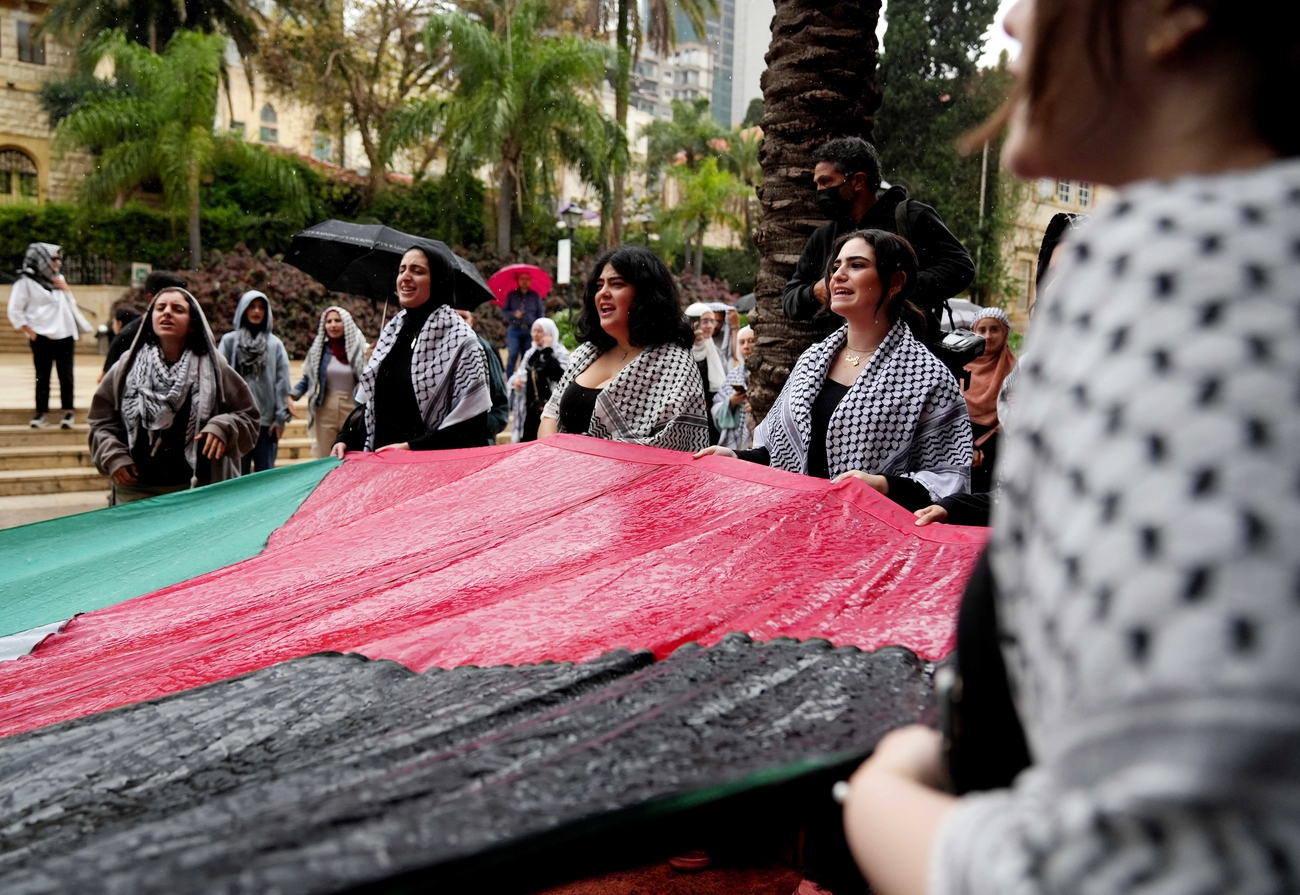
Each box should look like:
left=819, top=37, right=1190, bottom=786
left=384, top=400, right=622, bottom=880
left=6, top=243, right=86, bottom=428
left=88, top=288, right=259, bottom=505
left=537, top=246, right=708, bottom=453
left=332, top=245, right=491, bottom=455
left=290, top=307, right=368, bottom=457
left=697, top=230, right=973, bottom=511
left=218, top=291, right=292, bottom=473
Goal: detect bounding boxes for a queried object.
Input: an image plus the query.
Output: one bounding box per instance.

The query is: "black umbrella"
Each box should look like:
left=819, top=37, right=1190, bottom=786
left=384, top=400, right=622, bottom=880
left=283, top=221, right=493, bottom=312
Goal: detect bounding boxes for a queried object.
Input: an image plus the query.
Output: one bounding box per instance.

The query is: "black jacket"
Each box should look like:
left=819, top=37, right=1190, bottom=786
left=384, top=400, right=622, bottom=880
left=103, top=316, right=142, bottom=372
left=478, top=335, right=509, bottom=438
left=782, top=185, right=975, bottom=330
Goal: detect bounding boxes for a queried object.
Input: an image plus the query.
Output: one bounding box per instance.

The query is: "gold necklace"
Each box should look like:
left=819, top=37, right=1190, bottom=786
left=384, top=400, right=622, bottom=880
left=843, top=342, right=874, bottom=366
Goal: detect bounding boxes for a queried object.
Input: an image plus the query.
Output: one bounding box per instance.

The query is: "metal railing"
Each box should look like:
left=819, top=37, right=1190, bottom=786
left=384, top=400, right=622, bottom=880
left=61, top=255, right=118, bottom=286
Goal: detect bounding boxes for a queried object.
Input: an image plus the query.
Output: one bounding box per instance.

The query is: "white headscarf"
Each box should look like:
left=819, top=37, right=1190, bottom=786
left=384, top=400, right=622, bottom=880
left=730, top=324, right=753, bottom=370
left=300, top=306, right=368, bottom=428
left=685, top=307, right=727, bottom=392
left=509, top=317, right=570, bottom=443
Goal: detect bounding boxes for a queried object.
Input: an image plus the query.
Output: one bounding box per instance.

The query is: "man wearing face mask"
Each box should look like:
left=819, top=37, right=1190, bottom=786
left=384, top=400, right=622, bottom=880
left=782, top=138, right=975, bottom=337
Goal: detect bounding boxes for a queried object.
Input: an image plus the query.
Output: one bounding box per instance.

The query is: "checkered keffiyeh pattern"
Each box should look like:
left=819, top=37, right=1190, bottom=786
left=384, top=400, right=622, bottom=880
left=755, top=321, right=972, bottom=498
left=544, top=342, right=709, bottom=453
left=355, top=304, right=491, bottom=450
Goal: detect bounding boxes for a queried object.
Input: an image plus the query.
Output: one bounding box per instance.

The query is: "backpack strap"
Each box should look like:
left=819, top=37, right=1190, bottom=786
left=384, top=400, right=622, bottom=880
left=893, top=198, right=911, bottom=243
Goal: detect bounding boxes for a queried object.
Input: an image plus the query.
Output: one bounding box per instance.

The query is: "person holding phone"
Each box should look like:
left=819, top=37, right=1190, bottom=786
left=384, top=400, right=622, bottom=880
left=713, top=324, right=754, bottom=450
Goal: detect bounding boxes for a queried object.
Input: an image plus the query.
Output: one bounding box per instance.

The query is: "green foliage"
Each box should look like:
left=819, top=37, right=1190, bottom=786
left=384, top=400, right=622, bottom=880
left=116, top=245, right=387, bottom=358
left=742, top=98, right=764, bottom=128
left=363, top=175, right=486, bottom=248
left=38, top=70, right=141, bottom=129
left=643, top=98, right=724, bottom=183
left=874, top=0, right=1012, bottom=302
left=701, top=246, right=759, bottom=294
left=53, top=31, right=308, bottom=268
left=41, top=0, right=259, bottom=60
left=0, top=167, right=485, bottom=274
left=398, top=0, right=619, bottom=256
left=657, top=157, right=747, bottom=272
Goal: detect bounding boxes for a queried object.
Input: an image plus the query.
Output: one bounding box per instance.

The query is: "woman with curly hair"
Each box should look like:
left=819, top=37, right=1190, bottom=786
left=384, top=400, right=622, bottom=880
left=538, top=246, right=708, bottom=452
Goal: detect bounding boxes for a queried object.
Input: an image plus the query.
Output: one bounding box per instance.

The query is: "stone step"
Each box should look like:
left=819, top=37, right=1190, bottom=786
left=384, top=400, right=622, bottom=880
left=0, top=424, right=94, bottom=447
left=0, top=466, right=109, bottom=497
left=0, top=408, right=89, bottom=426
left=0, top=420, right=307, bottom=448
left=0, top=445, right=97, bottom=471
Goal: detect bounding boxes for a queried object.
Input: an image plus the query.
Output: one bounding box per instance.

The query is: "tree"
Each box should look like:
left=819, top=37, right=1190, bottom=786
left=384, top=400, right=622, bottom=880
left=54, top=32, right=308, bottom=270
left=259, top=0, right=448, bottom=196
left=643, top=98, right=725, bottom=181
left=749, top=0, right=882, bottom=422
left=587, top=0, right=718, bottom=244
left=719, top=124, right=763, bottom=246
left=659, top=158, right=747, bottom=274
left=401, top=0, right=618, bottom=257
left=742, top=97, right=764, bottom=128
left=873, top=0, right=1007, bottom=301
left=40, top=0, right=260, bottom=56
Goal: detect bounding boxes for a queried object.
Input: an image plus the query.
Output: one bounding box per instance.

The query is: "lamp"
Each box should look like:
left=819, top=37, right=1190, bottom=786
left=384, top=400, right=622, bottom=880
left=559, top=203, right=583, bottom=231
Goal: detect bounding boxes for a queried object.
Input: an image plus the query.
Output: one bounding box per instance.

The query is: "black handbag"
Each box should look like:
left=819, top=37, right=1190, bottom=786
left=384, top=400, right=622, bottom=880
left=930, top=328, right=986, bottom=390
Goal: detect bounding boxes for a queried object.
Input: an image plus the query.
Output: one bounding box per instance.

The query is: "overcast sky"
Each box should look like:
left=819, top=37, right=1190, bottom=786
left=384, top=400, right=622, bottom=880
left=875, top=0, right=1021, bottom=70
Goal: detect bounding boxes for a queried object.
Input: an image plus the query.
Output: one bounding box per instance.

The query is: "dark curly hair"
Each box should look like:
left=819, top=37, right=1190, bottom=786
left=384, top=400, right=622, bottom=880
left=139, top=288, right=211, bottom=356
left=577, top=246, right=694, bottom=351
left=822, top=229, right=926, bottom=340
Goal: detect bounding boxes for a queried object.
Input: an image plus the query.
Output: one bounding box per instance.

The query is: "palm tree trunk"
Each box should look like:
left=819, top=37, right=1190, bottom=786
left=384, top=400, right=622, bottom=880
left=497, top=166, right=515, bottom=258
left=611, top=0, right=631, bottom=246
left=748, top=0, right=882, bottom=424
left=695, top=225, right=705, bottom=276
left=188, top=162, right=202, bottom=272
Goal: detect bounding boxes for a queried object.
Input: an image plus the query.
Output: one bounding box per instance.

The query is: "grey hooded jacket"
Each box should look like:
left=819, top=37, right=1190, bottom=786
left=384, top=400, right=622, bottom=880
left=217, top=291, right=292, bottom=429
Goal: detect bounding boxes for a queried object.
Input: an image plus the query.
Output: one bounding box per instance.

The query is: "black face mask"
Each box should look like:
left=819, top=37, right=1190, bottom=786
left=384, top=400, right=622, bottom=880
left=816, top=183, right=855, bottom=222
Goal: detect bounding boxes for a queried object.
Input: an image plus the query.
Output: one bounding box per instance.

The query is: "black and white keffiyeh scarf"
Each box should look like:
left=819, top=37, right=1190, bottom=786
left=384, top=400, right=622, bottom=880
left=120, top=343, right=217, bottom=477
left=354, top=303, right=491, bottom=451
left=544, top=342, right=709, bottom=452
left=301, top=306, right=367, bottom=427
left=235, top=327, right=268, bottom=378
left=715, top=361, right=751, bottom=450
left=19, top=242, right=59, bottom=289
left=754, top=321, right=972, bottom=498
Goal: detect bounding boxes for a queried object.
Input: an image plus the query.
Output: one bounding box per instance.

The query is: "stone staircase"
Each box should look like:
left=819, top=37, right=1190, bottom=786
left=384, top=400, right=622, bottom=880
left=0, top=407, right=315, bottom=497
left=0, top=326, right=102, bottom=355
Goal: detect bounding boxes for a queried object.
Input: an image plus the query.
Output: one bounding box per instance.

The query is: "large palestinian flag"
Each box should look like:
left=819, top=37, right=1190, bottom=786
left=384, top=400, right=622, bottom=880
left=0, top=435, right=985, bottom=893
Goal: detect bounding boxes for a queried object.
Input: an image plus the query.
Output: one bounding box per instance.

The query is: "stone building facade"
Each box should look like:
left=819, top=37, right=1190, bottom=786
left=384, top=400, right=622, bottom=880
left=0, top=1, right=87, bottom=205
left=1003, top=177, right=1114, bottom=313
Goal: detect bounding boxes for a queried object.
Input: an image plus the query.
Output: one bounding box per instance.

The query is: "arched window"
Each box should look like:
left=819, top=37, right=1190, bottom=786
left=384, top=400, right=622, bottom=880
left=259, top=104, right=278, bottom=144
left=0, top=149, right=39, bottom=204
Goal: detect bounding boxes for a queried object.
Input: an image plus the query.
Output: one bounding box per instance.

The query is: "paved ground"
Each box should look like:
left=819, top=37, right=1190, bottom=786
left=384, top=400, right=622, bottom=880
left=0, top=492, right=110, bottom=530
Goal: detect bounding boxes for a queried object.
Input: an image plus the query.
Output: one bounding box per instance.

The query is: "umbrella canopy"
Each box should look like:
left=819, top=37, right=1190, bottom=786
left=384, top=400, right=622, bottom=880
left=487, top=264, right=552, bottom=306
left=283, top=221, right=493, bottom=312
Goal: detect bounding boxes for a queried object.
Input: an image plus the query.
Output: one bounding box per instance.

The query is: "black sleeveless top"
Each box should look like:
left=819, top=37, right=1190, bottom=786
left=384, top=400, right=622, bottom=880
left=557, top=383, right=602, bottom=435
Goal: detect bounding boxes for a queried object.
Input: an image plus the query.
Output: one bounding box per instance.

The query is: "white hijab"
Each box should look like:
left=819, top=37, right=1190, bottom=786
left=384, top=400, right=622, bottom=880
left=687, top=310, right=727, bottom=392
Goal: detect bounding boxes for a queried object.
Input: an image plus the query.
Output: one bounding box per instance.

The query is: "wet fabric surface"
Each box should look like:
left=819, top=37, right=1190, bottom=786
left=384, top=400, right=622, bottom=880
left=0, top=636, right=931, bottom=895
left=0, top=436, right=984, bottom=737
left=0, top=459, right=340, bottom=638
